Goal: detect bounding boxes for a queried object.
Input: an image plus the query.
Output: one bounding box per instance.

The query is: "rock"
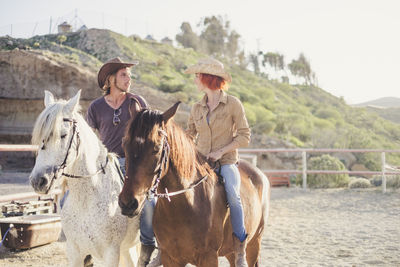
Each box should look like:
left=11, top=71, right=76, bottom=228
left=0, top=49, right=98, bottom=99
left=0, top=49, right=100, bottom=143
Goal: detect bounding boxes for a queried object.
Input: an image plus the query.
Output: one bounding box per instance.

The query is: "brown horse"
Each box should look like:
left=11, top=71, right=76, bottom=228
left=118, top=102, right=270, bottom=267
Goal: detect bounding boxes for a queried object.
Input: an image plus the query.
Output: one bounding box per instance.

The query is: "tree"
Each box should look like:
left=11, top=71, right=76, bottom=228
left=199, top=16, right=227, bottom=55
left=237, top=50, right=248, bottom=69
left=288, top=53, right=314, bottom=85
left=175, top=22, right=201, bottom=51
left=226, top=30, right=241, bottom=60
left=249, top=53, right=260, bottom=75
left=57, top=35, right=67, bottom=46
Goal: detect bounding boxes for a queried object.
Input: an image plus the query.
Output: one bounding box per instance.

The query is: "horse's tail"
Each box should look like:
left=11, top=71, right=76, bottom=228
left=261, top=171, right=271, bottom=224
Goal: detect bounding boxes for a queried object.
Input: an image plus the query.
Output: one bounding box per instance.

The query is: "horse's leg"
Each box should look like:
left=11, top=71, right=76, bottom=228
left=120, top=247, right=135, bottom=267
left=197, top=251, right=219, bottom=267
left=225, top=253, right=235, bottom=267
left=245, top=235, right=262, bottom=267
left=103, top=246, right=121, bottom=267
left=66, top=241, right=84, bottom=267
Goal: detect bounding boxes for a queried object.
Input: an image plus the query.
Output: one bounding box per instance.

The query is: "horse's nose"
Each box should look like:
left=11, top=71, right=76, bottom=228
left=119, top=197, right=139, bottom=217
left=39, top=177, right=48, bottom=188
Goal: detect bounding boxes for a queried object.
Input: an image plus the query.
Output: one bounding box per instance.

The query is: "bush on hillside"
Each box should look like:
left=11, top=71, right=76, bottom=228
left=348, top=177, right=371, bottom=188
left=297, top=154, right=350, bottom=188
left=371, top=175, right=400, bottom=188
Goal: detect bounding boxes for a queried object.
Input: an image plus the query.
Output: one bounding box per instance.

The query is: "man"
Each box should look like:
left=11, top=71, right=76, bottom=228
left=87, top=57, right=160, bottom=267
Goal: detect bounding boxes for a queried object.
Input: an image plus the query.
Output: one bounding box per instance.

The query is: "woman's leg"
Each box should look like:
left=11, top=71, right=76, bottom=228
left=220, top=164, right=247, bottom=242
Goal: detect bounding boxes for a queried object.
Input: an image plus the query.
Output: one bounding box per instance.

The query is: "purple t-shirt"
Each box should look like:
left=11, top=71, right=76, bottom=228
left=86, top=93, right=147, bottom=157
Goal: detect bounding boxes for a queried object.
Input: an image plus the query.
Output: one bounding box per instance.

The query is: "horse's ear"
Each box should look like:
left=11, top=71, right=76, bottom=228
left=64, top=90, right=81, bottom=113
left=162, top=101, right=181, bottom=123
left=44, top=90, right=55, bottom=107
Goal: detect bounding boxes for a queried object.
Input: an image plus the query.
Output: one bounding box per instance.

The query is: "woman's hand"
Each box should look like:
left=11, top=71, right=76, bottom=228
left=207, top=149, right=224, bottom=162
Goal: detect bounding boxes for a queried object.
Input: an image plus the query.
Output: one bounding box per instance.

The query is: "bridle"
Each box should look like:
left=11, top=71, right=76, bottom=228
left=45, top=118, right=108, bottom=193
left=146, top=129, right=207, bottom=202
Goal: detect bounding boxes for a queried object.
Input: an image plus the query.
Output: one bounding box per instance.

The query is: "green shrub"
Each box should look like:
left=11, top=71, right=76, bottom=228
left=298, top=154, right=349, bottom=188
left=140, top=73, right=159, bottom=87
left=160, top=80, right=184, bottom=93
left=253, top=121, right=276, bottom=135
left=348, top=177, right=371, bottom=188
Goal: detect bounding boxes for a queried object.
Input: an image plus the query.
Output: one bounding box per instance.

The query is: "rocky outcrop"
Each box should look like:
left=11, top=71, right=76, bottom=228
left=0, top=49, right=100, bottom=143
left=0, top=49, right=98, bottom=100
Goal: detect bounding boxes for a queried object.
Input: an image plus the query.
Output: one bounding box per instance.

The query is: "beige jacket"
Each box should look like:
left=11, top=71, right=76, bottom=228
left=187, top=90, right=251, bottom=165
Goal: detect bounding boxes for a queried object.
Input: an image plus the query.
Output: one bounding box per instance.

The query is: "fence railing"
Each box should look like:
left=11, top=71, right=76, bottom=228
left=239, top=148, right=400, bottom=193
left=1, top=145, right=400, bottom=193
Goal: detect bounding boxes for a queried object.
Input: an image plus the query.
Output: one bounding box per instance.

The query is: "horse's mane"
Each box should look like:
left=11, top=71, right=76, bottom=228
left=124, top=109, right=213, bottom=180
left=31, top=100, right=82, bottom=150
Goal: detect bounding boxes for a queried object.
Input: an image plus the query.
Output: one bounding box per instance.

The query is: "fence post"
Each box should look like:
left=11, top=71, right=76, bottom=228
left=302, top=151, right=307, bottom=189
left=381, top=152, right=386, bottom=193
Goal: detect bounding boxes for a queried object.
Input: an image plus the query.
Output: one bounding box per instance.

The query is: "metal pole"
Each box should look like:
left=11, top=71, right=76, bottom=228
left=381, top=152, right=386, bottom=193
left=302, top=151, right=307, bottom=189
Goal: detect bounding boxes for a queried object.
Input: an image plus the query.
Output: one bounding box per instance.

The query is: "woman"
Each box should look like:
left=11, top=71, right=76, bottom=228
left=185, top=58, right=251, bottom=267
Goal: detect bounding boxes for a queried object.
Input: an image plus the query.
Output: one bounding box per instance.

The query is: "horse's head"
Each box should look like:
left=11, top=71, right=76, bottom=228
left=118, top=102, right=180, bottom=217
left=29, top=90, right=82, bottom=194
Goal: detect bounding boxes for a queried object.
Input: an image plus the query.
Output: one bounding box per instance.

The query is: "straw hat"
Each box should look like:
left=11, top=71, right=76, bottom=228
left=98, top=57, right=139, bottom=89
left=184, top=58, right=232, bottom=83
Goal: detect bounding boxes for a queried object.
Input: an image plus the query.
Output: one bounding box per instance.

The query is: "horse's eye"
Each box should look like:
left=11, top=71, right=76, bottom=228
left=61, top=134, right=67, bottom=139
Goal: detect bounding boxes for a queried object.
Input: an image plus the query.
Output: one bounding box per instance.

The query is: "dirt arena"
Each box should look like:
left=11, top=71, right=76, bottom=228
left=0, top=173, right=399, bottom=266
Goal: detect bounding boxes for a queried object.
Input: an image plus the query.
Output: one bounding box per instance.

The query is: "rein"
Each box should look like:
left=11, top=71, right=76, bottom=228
left=147, top=129, right=207, bottom=202
left=45, top=118, right=108, bottom=193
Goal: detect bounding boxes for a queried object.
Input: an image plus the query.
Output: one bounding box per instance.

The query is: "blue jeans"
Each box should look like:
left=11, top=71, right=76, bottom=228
left=219, top=164, right=247, bottom=242
left=118, top=157, right=156, bottom=246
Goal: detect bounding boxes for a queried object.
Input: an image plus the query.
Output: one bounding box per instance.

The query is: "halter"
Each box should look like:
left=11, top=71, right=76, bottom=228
left=147, top=129, right=207, bottom=202
left=45, top=118, right=108, bottom=193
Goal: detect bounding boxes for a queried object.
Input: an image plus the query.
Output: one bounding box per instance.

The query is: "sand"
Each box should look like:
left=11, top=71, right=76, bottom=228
left=0, top=172, right=399, bottom=266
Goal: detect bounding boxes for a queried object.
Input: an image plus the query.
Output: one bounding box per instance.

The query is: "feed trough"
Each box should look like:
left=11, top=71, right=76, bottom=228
left=0, top=214, right=61, bottom=249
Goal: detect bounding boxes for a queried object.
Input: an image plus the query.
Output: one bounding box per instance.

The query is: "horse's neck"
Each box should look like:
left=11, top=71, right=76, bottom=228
left=159, top=165, right=213, bottom=206
left=161, top=165, right=194, bottom=190
left=65, top=122, right=112, bottom=194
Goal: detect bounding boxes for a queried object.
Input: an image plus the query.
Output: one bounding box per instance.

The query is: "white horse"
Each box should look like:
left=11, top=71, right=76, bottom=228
left=29, top=90, right=140, bottom=267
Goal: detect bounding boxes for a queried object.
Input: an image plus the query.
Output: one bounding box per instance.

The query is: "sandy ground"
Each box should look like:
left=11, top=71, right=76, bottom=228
left=0, top=172, right=399, bottom=267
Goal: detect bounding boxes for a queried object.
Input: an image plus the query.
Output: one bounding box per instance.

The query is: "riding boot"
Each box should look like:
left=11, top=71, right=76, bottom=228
left=137, top=244, right=156, bottom=267
left=233, top=234, right=248, bottom=267
left=147, top=248, right=162, bottom=267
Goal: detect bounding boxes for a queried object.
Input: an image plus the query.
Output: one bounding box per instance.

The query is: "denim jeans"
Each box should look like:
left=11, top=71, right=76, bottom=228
left=219, top=164, right=247, bottom=242
left=118, top=157, right=156, bottom=246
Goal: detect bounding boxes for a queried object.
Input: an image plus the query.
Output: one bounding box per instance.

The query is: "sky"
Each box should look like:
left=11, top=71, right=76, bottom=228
left=1, top=0, right=400, bottom=104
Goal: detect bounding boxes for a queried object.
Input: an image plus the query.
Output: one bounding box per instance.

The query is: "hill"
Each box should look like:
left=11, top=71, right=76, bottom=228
left=1, top=28, right=400, bottom=171
left=354, top=97, right=400, bottom=108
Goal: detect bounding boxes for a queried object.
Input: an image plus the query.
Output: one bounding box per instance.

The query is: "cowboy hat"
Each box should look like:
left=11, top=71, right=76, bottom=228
left=184, top=58, right=232, bottom=83
left=98, top=57, right=139, bottom=89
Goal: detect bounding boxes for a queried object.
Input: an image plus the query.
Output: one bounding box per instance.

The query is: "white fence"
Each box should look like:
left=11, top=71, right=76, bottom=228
left=240, top=148, right=400, bottom=193
left=1, top=145, right=400, bottom=193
